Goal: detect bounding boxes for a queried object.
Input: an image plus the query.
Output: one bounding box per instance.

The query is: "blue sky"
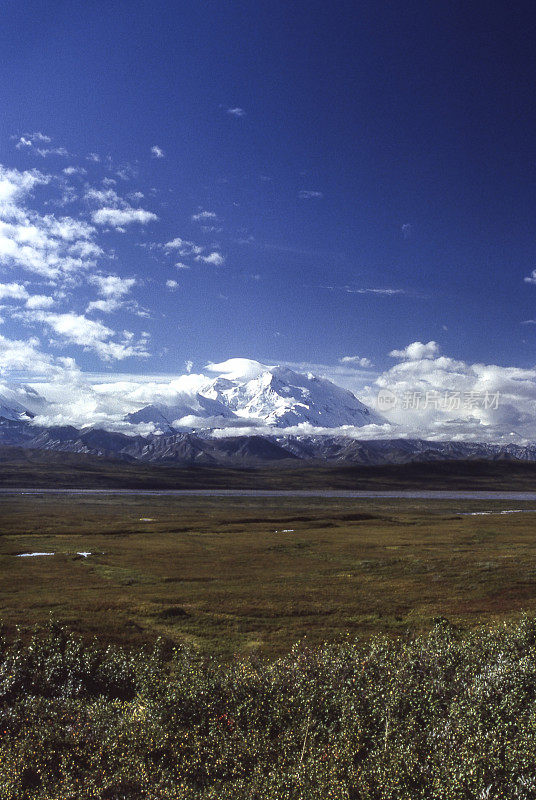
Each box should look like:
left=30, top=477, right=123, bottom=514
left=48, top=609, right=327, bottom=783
left=1, top=1, right=536, bottom=440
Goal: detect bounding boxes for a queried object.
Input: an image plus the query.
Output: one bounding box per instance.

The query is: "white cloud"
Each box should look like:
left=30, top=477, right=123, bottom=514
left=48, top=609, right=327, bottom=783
left=166, top=279, right=179, bottom=290
left=339, top=355, right=373, bottom=368
left=368, top=346, right=536, bottom=443
left=195, top=251, right=225, bottom=266
left=389, top=341, right=440, bottom=360
left=191, top=210, right=218, bottom=223
left=227, top=107, right=246, bottom=117
left=298, top=190, right=323, bottom=199
left=2, top=346, right=536, bottom=442
left=14, top=132, right=51, bottom=150
left=0, top=282, right=28, bottom=300
left=351, top=288, right=406, bottom=296
left=524, top=270, right=536, bottom=284
left=0, top=333, right=64, bottom=377
left=63, top=166, right=87, bottom=176
left=86, top=186, right=157, bottom=229
left=14, top=133, right=69, bottom=158
left=86, top=298, right=123, bottom=314
left=150, top=145, right=165, bottom=159
left=115, top=164, right=137, bottom=182
left=91, top=207, right=157, bottom=228
left=0, top=165, right=101, bottom=280
left=165, top=237, right=203, bottom=256
left=89, top=274, right=136, bottom=299
left=36, top=147, right=69, bottom=158
left=86, top=275, right=138, bottom=315
left=25, top=310, right=150, bottom=361
left=0, top=283, right=55, bottom=310
left=25, top=294, right=55, bottom=309
left=322, top=285, right=407, bottom=297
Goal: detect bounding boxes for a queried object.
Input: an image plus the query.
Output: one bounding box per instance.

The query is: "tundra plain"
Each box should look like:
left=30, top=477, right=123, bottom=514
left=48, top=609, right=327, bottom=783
left=2, top=492, right=536, bottom=656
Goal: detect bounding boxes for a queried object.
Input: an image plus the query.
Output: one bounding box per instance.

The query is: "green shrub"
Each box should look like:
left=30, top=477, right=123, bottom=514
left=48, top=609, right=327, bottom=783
left=3, top=618, right=536, bottom=797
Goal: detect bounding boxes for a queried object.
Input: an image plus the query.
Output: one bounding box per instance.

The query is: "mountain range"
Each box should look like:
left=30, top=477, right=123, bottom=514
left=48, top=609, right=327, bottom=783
left=1, top=358, right=535, bottom=466
left=1, top=416, right=536, bottom=466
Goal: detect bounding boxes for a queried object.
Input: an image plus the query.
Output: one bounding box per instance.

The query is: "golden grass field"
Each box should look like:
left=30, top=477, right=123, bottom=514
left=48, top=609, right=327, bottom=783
left=2, top=491, right=536, bottom=656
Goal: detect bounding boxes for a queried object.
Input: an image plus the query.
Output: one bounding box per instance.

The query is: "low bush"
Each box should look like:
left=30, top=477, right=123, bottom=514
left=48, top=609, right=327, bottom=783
left=3, top=618, right=536, bottom=798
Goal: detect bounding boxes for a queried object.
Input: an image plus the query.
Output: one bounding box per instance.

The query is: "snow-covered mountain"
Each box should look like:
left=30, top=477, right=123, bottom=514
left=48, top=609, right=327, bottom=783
left=0, top=394, right=34, bottom=422
left=124, top=359, right=383, bottom=431
left=124, top=394, right=235, bottom=432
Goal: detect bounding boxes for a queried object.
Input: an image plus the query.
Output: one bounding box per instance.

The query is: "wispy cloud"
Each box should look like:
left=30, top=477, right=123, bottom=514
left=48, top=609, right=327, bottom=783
left=63, top=166, right=87, bottom=176
left=14, top=132, right=51, bottom=148
left=323, top=285, right=408, bottom=296
left=150, top=145, right=165, bottom=159
left=298, top=190, right=323, bottom=199
left=191, top=209, right=218, bottom=223
left=14, top=133, right=69, bottom=158
left=227, top=107, right=246, bottom=117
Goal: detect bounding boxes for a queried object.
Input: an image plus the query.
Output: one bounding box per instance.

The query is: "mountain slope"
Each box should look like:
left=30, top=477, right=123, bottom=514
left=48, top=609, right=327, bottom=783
left=126, top=359, right=383, bottom=432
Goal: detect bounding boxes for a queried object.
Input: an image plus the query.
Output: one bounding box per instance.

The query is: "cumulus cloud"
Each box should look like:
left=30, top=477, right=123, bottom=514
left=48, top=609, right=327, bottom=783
left=165, top=237, right=203, bottom=256
left=0, top=165, right=101, bottom=280
left=91, top=207, right=157, bottom=228
left=0, top=332, right=70, bottom=378
left=0, top=283, right=55, bottom=310
left=2, top=344, right=536, bottom=442
left=23, top=310, right=150, bottom=361
left=89, top=274, right=136, bottom=299
left=358, top=340, right=536, bottom=443
left=164, top=236, right=225, bottom=266
left=25, top=294, right=55, bottom=309
left=0, top=282, right=29, bottom=301
left=166, top=279, right=179, bottom=290
left=86, top=298, right=123, bottom=314
left=86, top=186, right=157, bottom=229
left=524, top=270, right=536, bottom=284
left=339, top=355, right=373, bottom=368
left=150, top=145, right=165, bottom=158
left=195, top=251, right=225, bottom=266
left=226, top=107, right=246, bottom=117
left=85, top=275, right=141, bottom=315
left=389, top=341, right=439, bottom=360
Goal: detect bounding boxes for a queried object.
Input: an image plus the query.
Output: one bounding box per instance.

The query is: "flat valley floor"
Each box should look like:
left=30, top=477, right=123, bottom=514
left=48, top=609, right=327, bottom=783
left=2, top=492, right=536, bottom=656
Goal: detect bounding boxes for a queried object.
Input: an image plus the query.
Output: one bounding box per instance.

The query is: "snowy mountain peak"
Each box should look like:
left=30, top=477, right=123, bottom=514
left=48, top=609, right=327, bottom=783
left=124, top=360, right=384, bottom=432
